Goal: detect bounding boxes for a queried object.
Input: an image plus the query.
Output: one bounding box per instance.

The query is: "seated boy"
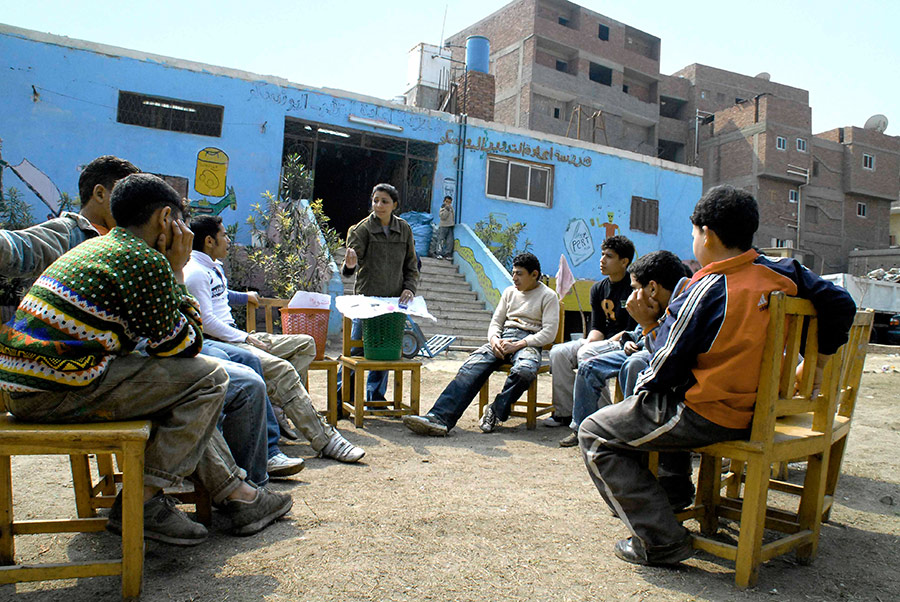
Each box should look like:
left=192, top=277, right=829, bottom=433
left=0, top=174, right=291, bottom=544
left=545, top=236, right=636, bottom=427
left=560, top=250, right=689, bottom=447
left=403, top=252, right=559, bottom=436
left=184, top=216, right=365, bottom=463
left=579, top=185, right=856, bottom=566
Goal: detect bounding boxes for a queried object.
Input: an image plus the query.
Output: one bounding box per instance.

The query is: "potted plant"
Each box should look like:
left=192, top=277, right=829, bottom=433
left=237, top=155, right=341, bottom=359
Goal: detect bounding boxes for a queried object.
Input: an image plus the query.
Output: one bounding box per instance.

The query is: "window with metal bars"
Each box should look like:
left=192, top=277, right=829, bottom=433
left=117, top=91, right=224, bottom=137
left=630, top=196, right=659, bottom=234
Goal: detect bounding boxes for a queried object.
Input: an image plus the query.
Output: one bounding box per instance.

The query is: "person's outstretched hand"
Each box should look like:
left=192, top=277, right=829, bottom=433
left=344, top=248, right=358, bottom=269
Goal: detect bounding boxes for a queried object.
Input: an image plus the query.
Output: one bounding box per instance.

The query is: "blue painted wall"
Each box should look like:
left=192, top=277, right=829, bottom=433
left=0, top=25, right=702, bottom=289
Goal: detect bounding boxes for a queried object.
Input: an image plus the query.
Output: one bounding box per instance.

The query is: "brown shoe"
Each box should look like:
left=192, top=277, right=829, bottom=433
left=559, top=432, right=578, bottom=447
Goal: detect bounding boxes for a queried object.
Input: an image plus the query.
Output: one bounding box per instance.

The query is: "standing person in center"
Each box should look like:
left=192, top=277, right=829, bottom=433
left=545, top=235, right=637, bottom=428
left=339, top=183, right=419, bottom=402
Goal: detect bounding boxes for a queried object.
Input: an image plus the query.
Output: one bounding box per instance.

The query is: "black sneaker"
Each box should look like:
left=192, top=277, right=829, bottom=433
left=225, top=487, right=293, bottom=536
left=403, top=414, right=448, bottom=436
left=107, top=492, right=208, bottom=546
left=479, top=405, right=499, bottom=433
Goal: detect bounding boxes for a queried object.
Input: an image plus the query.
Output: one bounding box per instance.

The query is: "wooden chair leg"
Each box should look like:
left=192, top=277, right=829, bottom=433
left=70, top=453, right=97, bottom=518
left=525, top=381, right=537, bottom=429
left=478, top=383, right=489, bottom=418
left=726, top=459, right=746, bottom=498
left=796, top=450, right=828, bottom=563
left=354, top=369, right=365, bottom=428
left=0, top=455, right=13, bottom=565
left=120, top=443, right=144, bottom=599
left=410, top=367, right=420, bottom=416
left=394, top=370, right=404, bottom=411
left=326, top=365, right=338, bottom=424
left=191, top=479, right=213, bottom=527
left=734, top=458, right=770, bottom=588
left=822, top=438, right=847, bottom=521
left=96, top=453, right=118, bottom=497
left=695, top=454, right=721, bottom=535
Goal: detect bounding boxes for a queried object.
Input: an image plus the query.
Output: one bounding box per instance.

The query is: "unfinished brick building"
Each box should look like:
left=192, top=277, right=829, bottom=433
left=445, top=0, right=662, bottom=156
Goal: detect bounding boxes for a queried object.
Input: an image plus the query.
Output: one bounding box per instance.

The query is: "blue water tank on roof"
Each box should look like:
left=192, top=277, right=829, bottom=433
left=465, top=35, right=490, bottom=74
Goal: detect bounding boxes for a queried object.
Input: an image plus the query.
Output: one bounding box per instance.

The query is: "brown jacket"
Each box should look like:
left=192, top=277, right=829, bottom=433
left=342, top=213, right=419, bottom=296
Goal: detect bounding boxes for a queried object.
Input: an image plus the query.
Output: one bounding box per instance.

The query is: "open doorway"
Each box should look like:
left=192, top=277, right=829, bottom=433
left=283, top=118, right=437, bottom=237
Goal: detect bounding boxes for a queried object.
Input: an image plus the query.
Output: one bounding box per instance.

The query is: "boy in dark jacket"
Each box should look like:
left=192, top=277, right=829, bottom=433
left=578, top=186, right=856, bottom=566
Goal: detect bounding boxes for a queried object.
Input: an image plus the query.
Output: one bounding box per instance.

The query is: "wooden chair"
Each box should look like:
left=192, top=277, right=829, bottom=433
left=675, top=292, right=844, bottom=588
left=723, top=309, right=874, bottom=521
left=338, top=316, right=421, bottom=427
left=477, top=302, right=565, bottom=430
left=246, top=296, right=338, bottom=415
left=0, top=415, right=150, bottom=598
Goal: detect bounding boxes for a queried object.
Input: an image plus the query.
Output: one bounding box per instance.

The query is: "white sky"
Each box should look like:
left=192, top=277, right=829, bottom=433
left=4, top=0, right=898, bottom=135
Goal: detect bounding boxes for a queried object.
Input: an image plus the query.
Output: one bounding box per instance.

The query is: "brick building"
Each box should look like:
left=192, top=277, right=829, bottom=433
left=444, top=0, right=662, bottom=155
left=698, top=94, right=898, bottom=273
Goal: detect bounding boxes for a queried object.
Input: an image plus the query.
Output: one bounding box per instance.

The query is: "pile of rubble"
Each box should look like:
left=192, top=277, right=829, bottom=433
left=866, top=267, right=900, bottom=283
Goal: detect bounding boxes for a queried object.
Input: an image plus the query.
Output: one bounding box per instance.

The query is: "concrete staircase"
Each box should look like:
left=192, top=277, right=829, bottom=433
left=333, top=250, right=493, bottom=350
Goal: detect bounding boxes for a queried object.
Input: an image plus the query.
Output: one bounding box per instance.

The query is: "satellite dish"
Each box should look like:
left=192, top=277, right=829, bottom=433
left=864, top=114, right=888, bottom=133
left=755, top=72, right=771, bottom=80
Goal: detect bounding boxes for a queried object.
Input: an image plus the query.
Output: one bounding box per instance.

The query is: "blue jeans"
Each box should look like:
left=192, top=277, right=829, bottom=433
left=203, top=340, right=281, bottom=460
left=572, top=349, right=651, bottom=429
left=572, top=349, right=629, bottom=428
left=619, top=350, right=651, bottom=399
left=336, top=318, right=389, bottom=402
left=427, top=328, right=541, bottom=431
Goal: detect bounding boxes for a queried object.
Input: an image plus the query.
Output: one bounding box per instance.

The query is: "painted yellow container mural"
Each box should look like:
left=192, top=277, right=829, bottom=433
left=194, top=147, right=229, bottom=197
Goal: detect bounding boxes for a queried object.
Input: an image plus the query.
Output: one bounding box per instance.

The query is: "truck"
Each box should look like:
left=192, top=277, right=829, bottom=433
left=823, top=274, right=900, bottom=344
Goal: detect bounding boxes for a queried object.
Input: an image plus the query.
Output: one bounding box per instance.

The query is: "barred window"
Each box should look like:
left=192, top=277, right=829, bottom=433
left=117, top=91, right=224, bottom=137
left=486, top=156, right=552, bottom=207
left=630, top=196, right=659, bottom=234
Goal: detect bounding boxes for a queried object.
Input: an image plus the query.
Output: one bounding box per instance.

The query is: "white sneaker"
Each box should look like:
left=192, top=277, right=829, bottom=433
left=320, top=432, right=366, bottom=463
left=542, top=415, right=571, bottom=428
left=266, top=452, right=305, bottom=478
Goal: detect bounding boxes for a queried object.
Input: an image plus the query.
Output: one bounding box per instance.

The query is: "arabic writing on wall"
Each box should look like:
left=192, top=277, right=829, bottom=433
left=439, top=130, right=592, bottom=168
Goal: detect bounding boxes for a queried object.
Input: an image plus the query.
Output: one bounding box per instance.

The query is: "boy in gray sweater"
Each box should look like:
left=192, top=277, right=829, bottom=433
left=404, top=253, right=559, bottom=435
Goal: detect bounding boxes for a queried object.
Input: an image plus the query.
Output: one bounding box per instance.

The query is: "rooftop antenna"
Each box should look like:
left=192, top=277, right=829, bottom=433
left=439, top=4, right=448, bottom=47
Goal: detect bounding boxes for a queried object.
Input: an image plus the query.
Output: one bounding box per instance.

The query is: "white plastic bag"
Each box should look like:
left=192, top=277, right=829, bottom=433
left=288, top=291, right=331, bottom=310
left=335, top=295, right=436, bottom=322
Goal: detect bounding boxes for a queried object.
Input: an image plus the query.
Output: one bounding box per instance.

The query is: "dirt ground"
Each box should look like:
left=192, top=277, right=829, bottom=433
left=3, top=349, right=899, bottom=602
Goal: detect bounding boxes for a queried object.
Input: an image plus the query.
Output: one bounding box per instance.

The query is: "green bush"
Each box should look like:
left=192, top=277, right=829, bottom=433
left=474, top=213, right=533, bottom=271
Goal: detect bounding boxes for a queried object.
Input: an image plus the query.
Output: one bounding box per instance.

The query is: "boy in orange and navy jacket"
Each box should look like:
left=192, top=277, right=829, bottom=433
left=578, top=185, right=856, bottom=567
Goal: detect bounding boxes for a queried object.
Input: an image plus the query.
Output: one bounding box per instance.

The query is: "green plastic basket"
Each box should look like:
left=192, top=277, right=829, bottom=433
left=362, top=312, right=406, bottom=360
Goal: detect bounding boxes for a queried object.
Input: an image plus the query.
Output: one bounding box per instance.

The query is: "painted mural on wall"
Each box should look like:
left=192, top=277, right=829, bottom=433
left=190, top=187, right=237, bottom=216
left=194, top=147, right=229, bottom=197
left=595, top=212, right=620, bottom=239
left=454, top=239, right=501, bottom=308
left=189, top=147, right=236, bottom=217
left=563, top=218, right=594, bottom=267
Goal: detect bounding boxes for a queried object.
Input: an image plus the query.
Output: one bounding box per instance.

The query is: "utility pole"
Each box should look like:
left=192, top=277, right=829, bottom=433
left=787, top=164, right=810, bottom=253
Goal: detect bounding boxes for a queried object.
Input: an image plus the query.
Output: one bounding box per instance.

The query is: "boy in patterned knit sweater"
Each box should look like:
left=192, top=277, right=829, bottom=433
left=0, top=174, right=291, bottom=544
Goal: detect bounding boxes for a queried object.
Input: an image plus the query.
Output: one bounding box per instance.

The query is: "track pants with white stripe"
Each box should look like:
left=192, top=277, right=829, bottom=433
left=578, top=390, right=747, bottom=547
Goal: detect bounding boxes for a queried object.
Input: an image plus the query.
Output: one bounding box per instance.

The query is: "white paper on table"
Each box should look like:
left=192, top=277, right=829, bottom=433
left=287, top=291, right=331, bottom=309
left=335, top=295, right=436, bottom=322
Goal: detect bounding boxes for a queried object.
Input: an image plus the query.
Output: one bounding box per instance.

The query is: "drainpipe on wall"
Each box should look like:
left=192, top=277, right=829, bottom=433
left=455, top=112, right=467, bottom=224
